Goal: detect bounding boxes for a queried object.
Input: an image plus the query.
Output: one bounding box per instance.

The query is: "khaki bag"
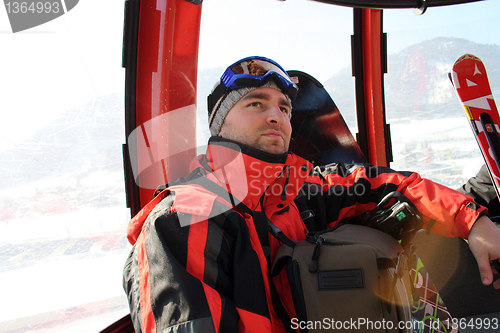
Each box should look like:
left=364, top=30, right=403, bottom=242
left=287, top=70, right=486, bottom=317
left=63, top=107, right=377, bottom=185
left=271, top=223, right=415, bottom=333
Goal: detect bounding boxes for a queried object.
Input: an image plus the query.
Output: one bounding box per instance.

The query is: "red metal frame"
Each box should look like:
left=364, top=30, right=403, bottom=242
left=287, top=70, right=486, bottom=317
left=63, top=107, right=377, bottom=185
left=108, top=1, right=203, bottom=329
left=134, top=0, right=202, bottom=207
left=361, top=8, right=387, bottom=166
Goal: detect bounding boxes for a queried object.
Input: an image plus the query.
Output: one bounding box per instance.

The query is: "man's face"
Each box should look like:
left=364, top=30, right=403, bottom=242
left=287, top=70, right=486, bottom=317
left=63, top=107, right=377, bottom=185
left=218, top=87, right=292, bottom=155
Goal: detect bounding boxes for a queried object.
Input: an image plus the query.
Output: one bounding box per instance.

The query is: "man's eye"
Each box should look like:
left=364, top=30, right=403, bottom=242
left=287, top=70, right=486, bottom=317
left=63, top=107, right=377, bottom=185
left=281, top=107, right=291, bottom=116
left=250, top=102, right=261, bottom=107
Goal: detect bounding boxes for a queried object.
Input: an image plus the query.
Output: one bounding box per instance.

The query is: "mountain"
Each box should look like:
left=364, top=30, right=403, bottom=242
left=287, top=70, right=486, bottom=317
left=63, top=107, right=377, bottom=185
left=0, top=93, right=124, bottom=189
left=323, top=37, right=500, bottom=128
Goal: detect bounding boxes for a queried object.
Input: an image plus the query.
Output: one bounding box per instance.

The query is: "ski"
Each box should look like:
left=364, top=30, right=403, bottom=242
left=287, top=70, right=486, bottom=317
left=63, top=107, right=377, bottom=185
left=449, top=54, right=500, bottom=199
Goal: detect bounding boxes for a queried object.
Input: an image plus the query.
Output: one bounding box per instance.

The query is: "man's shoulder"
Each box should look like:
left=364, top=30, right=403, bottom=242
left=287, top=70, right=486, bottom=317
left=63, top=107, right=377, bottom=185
left=152, top=183, right=220, bottom=218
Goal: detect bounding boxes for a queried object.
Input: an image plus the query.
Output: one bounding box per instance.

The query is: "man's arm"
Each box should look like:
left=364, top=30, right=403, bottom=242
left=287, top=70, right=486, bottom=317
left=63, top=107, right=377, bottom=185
left=457, top=164, right=500, bottom=216
left=457, top=164, right=500, bottom=288
left=468, top=215, right=500, bottom=288
left=311, top=163, right=500, bottom=287
left=312, top=163, right=487, bottom=238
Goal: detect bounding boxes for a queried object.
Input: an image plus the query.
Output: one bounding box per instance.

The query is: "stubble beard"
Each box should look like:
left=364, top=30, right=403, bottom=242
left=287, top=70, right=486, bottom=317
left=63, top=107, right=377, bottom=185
left=219, top=125, right=290, bottom=155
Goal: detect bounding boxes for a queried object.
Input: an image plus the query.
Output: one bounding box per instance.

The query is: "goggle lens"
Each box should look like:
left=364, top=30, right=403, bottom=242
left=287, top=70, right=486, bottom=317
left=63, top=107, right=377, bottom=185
left=229, top=59, right=290, bottom=80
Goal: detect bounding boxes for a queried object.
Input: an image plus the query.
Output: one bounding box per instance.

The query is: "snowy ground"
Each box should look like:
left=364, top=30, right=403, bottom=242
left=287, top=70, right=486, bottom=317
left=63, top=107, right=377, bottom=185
left=389, top=117, right=484, bottom=185
left=0, top=207, right=131, bottom=332
left=0, top=170, right=132, bottom=332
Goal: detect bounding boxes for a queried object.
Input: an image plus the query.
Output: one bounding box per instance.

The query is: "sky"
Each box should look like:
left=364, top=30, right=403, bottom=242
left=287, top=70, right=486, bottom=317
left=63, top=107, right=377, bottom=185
left=0, top=0, right=500, bottom=150
left=198, top=0, right=500, bottom=78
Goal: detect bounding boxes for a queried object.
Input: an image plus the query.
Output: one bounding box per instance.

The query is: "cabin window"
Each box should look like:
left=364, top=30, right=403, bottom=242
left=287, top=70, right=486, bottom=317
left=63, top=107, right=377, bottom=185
left=384, top=1, right=500, bottom=187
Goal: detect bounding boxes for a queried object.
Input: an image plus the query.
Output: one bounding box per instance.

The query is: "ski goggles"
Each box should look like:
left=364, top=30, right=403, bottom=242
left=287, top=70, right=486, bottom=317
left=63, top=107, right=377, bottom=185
left=207, top=56, right=299, bottom=114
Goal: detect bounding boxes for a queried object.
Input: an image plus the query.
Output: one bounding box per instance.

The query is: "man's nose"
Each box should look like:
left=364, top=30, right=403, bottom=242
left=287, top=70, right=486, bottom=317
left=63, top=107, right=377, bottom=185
left=267, top=103, right=285, bottom=125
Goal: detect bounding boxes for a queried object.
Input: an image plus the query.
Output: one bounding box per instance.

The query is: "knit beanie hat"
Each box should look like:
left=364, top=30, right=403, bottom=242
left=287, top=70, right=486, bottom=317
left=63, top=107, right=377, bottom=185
left=208, top=80, right=291, bottom=136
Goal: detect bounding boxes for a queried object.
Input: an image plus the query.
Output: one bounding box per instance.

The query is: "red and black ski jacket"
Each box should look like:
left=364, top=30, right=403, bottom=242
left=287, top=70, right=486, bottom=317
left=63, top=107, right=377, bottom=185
left=123, top=137, right=487, bottom=333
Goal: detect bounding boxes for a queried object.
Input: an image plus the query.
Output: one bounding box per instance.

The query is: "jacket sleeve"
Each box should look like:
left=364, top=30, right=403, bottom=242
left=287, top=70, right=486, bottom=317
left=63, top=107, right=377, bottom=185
left=307, top=163, right=487, bottom=239
left=123, top=195, right=238, bottom=333
left=457, top=164, right=500, bottom=216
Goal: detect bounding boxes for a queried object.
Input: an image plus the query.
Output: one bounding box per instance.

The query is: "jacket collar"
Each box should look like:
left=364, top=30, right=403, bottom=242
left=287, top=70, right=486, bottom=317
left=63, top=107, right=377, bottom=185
left=191, top=137, right=313, bottom=215
left=127, top=137, right=313, bottom=244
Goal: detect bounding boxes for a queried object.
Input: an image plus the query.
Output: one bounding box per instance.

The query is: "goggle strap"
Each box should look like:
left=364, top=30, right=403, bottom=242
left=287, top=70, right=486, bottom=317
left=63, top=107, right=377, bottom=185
left=208, top=83, right=230, bottom=117
left=286, top=85, right=298, bottom=99
left=208, top=88, right=232, bottom=128
left=232, top=74, right=288, bottom=97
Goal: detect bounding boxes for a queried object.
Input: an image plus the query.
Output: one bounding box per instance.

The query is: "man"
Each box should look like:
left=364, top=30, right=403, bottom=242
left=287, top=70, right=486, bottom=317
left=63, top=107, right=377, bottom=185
left=124, top=56, right=500, bottom=333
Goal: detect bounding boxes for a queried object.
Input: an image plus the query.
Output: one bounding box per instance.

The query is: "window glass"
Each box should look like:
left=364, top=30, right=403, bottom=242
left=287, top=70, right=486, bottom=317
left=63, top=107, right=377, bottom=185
left=384, top=1, right=500, bottom=187
left=0, top=2, right=130, bottom=332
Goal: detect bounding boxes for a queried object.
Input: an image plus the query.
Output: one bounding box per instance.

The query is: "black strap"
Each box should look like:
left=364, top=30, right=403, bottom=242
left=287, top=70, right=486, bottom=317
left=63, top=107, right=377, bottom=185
left=253, top=211, right=271, bottom=258
left=269, top=272, right=294, bottom=333
left=426, top=219, right=436, bottom=234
